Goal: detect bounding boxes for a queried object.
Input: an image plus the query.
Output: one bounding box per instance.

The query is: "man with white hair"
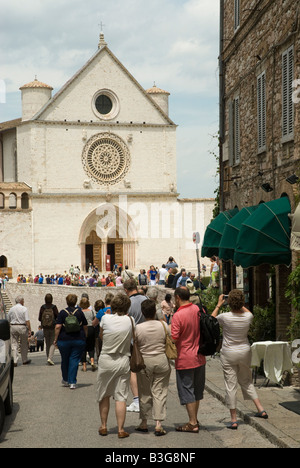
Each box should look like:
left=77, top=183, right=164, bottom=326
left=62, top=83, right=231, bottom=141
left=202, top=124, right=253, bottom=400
left=8, top=296, right=32, bottom=366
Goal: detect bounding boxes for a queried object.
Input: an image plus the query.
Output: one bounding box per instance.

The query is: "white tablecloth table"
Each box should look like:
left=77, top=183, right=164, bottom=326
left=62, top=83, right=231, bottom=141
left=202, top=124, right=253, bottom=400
left=251, top=341, right=293, bottom=385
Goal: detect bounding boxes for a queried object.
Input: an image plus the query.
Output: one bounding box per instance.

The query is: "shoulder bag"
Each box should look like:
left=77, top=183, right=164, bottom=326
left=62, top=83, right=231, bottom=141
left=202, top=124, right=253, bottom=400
left=161, top=320, right=177, bottom=360
left=129, top=316, right=146, bottom=373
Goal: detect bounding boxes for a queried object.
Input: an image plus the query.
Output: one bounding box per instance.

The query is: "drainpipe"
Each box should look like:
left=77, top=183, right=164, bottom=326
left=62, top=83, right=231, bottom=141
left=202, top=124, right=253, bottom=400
left=219, top=0, right=225, bottom=213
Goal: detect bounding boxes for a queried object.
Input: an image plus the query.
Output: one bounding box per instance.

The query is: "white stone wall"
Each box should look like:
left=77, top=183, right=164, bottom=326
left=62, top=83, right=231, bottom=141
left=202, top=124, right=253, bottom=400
left=2, top=130, right=17, bottom=182
left=16, top=124, right=176, bottom=194
left=40, top=51, right=169, bottom=126
left=27, top=195, right=214, bottom=274
left=0, top=210, right=32, bottom=274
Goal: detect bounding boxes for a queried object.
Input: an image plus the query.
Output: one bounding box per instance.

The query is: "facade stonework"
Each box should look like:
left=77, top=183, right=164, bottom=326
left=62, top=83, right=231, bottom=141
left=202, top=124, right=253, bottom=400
left=0, top=36, right=214, bottom=276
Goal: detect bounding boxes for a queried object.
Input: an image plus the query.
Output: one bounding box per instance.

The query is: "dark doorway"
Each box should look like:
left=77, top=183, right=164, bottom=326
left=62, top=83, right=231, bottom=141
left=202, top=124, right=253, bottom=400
left=0, top=256, right=7, bottom=268
left=107, top=244, right=115, bottom=268
left=85, top=245, right=93, bottom=271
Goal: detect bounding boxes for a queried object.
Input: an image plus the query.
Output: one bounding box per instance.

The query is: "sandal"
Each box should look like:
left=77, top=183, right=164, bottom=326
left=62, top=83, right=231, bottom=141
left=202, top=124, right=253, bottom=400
left=135, top=426, right=149, bottom=433
left=98, top=427, right=108, bottom=436
left=176, top=423, right=199, bottom=433
left=227, top=421, right=238, bottom=430
left=154, top=428, right=167, bottom=437
left=255, top=410, right=268, bottom=419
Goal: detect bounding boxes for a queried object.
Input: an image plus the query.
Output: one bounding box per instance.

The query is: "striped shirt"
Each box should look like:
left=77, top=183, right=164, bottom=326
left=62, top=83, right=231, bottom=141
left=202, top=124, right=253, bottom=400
left=216, top=311, right=253, bottom=352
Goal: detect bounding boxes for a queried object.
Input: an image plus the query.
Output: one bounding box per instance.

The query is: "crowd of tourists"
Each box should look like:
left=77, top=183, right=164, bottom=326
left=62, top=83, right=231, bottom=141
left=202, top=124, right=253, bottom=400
left=15, top=256, right=211, bottom=296
left=7, top=264, right=269, bottom=438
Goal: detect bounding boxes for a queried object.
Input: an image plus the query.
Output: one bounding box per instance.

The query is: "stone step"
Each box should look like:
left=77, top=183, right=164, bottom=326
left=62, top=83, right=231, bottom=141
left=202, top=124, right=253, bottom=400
left=1, top=291, right=13, bottom=310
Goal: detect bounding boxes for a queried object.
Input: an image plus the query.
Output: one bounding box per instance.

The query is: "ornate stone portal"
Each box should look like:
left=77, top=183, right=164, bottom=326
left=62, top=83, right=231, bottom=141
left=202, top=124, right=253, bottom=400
left=82, top=133, right=131, bottom=185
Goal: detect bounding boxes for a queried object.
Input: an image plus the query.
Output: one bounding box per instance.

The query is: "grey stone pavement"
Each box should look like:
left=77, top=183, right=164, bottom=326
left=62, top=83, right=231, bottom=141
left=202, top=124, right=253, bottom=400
left=205, top=356, right=300, bottom=448
left=1, top=349, right=299, bottom=449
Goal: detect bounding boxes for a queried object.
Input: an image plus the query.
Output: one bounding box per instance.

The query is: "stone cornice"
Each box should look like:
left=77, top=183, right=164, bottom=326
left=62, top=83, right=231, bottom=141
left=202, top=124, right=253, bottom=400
left=31, top=191, right=180, bottom=199
left=18, top=119, right=177, bottom=129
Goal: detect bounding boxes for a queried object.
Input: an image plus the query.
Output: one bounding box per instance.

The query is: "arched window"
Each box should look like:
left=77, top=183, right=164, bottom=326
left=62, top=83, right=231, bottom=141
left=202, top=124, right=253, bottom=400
left=9, top=193, right=17, bottom=209
left=0, top=256, right=7, bottom=268
left=0, top=193, right=4, bottom=209
left=21, top=192, right=29, bottom=209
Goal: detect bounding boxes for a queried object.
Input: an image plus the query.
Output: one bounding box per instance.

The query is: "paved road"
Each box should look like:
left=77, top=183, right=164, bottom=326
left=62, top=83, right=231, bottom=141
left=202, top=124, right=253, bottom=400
left=0, top=350, right=277, bottom=450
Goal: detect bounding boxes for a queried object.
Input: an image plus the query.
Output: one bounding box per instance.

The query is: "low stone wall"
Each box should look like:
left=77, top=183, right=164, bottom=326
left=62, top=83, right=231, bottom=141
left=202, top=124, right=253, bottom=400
left=5, top=283, right=170, bottom=333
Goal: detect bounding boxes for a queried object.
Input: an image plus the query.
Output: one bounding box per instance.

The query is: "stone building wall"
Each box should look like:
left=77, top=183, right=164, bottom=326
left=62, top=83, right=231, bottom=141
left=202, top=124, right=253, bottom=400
left=222, top=0, right=300, bottom=210
left=221, top=0, right=300, bottom=343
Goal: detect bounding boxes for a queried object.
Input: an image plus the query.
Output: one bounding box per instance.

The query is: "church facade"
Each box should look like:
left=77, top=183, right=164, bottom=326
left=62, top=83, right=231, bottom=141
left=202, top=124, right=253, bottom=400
left=0, top=34, right=214, bottom=276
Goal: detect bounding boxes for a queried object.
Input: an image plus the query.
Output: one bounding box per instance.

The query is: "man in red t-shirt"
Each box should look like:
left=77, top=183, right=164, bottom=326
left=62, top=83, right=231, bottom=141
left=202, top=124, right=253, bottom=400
left=171, top=287, right=206, bottom=433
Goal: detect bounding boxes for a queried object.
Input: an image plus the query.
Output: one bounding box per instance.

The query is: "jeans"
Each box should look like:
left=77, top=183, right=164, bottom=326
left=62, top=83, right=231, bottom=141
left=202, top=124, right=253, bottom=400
left=57, top=340, right=86, bottom=385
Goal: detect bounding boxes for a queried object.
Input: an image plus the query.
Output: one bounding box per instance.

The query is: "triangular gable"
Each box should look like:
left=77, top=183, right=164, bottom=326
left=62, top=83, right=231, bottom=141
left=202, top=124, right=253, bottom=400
left=33, top=45, right=175, bottom=126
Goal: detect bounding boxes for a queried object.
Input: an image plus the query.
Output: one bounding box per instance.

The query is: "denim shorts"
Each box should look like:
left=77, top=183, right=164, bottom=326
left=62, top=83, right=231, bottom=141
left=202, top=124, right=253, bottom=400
left=176, top=365, right=206, bottom=405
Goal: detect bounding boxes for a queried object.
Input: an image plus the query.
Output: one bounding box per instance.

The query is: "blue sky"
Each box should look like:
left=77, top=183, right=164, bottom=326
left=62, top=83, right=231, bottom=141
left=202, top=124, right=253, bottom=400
left=0, top=0, right=220, bottom=199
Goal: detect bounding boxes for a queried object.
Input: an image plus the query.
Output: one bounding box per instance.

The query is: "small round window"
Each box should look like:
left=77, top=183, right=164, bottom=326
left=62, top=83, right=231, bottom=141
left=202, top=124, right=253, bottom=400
left=92, top=89, right=119, bottom=120
left=95, top=95, right=113, bottom=115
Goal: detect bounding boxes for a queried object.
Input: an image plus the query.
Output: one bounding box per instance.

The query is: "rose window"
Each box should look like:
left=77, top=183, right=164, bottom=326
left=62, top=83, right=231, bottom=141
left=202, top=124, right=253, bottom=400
left=82, top=133, right=130, bottom=185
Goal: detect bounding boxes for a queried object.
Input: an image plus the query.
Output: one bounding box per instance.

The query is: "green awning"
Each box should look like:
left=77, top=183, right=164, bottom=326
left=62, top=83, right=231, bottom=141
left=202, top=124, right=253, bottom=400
left=234, top=197, right=291, bottom=268
left=201, top=207, right=239, bottom=258
left=219, top=205, right=259, bottom=261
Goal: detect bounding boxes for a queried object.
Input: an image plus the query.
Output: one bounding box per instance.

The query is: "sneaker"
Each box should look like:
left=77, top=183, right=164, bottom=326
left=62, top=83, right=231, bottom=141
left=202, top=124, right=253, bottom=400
left=69, top=384, right=77, bottom=390
left=126, top=401, right=140, bottom=412
left=62, top=380, right=69, bottom=387
left=47, top=359, right=55, bottom=366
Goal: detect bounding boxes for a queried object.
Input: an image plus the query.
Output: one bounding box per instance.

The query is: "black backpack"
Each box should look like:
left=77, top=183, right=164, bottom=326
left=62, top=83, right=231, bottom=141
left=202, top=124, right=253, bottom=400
left=198, top=304, right=221, bottom=356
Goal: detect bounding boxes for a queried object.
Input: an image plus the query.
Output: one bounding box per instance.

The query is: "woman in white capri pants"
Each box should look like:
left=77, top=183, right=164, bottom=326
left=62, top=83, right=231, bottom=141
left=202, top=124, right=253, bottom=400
left=212, top=290, right=268, bottom=429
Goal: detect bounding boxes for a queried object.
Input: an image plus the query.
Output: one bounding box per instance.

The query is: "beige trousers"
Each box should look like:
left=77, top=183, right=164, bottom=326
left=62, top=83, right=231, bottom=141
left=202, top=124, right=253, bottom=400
left=220, top=348, right=258, bottom=410
left=137, top=354, right=171, bottom=422
left=43, top=328, right=56, bottom=361
left=11, top=325, right=28, bottom=364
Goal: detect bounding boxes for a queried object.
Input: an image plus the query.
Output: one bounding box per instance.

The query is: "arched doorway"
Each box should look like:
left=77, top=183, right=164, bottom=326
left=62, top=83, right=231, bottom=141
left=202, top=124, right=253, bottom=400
left=85, top=230, right=124, bottom=272
left=80, top=204, right=136, bottom=272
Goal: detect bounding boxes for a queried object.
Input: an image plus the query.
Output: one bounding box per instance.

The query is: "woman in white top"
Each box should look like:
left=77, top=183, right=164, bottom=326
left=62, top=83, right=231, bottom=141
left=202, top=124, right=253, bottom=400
left=96, top=293, right=133, bottom=439
left=135, top=299, right=171, bottom=436
left=212, top=290, right=268, bottom=429
left=210, top=256, right=219, bottom=287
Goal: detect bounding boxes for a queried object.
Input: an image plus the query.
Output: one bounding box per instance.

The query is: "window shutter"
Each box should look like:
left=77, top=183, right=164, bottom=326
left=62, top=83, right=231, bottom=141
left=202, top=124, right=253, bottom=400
left=228, top=99, right=234, bottom=167
left=288, top=46, right=294, bottom=135
left=234, top=0, right=240, bottom=31
left=233, top=97, right=240, bottom=164
left=257, top=72, right=266, bottom=151
left=282, top=46, right=294, bottom=138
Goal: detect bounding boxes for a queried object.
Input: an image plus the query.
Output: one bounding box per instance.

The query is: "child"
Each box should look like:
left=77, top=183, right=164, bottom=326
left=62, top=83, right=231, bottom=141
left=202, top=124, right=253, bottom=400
left=161, top=293, right=174, bottom=325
